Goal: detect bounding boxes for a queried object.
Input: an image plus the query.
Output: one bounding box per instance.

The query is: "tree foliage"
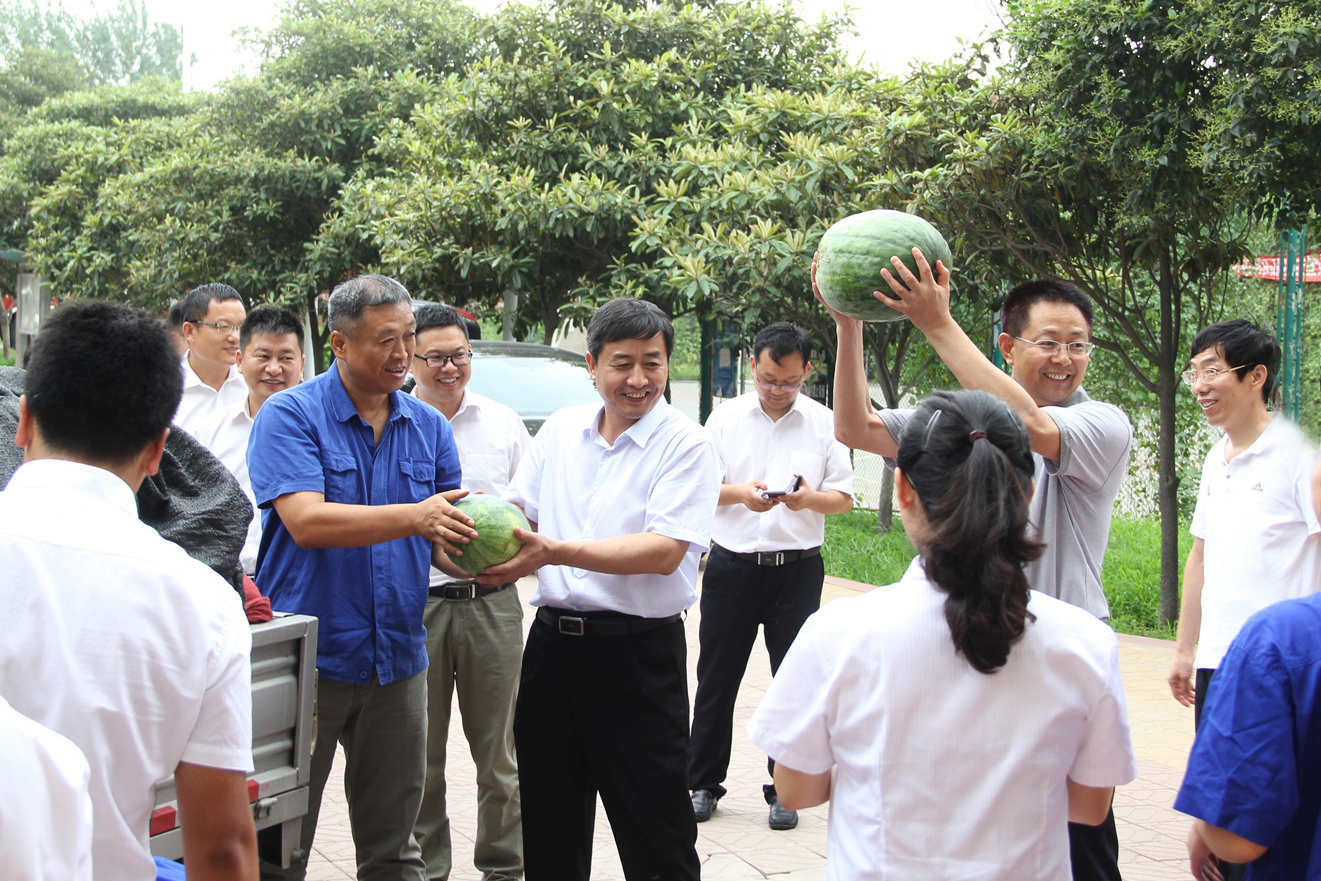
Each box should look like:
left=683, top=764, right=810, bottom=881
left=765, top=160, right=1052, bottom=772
left=908, top=0, right=1320, bottom=621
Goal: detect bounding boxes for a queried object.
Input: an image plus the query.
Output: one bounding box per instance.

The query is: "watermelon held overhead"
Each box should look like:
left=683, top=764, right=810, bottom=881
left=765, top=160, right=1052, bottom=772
left=445, top=495, right=530, bottom=576
left=815, top=209, right=953, bottom=322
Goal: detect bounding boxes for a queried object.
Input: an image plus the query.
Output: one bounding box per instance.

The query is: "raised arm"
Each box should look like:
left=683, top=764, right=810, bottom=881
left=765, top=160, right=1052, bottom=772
left=811, top=255, right=898, bottom=457
left=873, top=250, right=1063, bottom=461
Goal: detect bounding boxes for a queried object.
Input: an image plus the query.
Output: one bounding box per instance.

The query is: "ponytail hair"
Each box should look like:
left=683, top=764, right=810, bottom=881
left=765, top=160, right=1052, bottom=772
left=895, top=390, right=1044, bottom=674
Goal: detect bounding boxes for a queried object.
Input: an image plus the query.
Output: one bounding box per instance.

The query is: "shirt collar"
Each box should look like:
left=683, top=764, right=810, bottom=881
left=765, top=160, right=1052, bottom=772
left=181, top=354, right=239, bottom=391
left=5, top=458, right=138, bottom=517
left=1233, top=412, right=1285, bottom=461
left=586, top=398, right=672, bottom=448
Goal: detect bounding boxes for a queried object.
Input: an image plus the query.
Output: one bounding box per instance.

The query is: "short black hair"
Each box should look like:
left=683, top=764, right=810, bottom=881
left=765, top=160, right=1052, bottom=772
left=25, top=300, right=182, bottom=465
left=165, top=299, right=185, bottom=334
left=1000, top=279, right=1094, bottom=339
left=327, top=274, right=411, bottom=336
left=1190, top=319, right=1279, bottom=403
left=753, top=322, right=811, bottom=365
left=240, top=306, right=303, bottom=352
left=586, top=298, right=673, bottom=360
left=414, top=303, right=469, bottom=341
left=180, top=283, right=243, bottom=324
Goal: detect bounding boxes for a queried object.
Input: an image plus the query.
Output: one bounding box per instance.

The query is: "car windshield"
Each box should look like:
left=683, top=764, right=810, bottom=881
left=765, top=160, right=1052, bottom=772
left=466, top=350, right=600, bottom=419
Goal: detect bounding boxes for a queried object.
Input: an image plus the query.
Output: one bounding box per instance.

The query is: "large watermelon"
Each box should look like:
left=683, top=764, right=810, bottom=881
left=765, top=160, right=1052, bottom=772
left=815, top=209, right=953, bottom=322
left=445, top=495, right=530, bottom=576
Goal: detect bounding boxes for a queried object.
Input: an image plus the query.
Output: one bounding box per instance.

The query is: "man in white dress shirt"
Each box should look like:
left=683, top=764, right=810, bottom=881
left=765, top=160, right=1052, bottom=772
left=0, top=299, right=257, bottom=881
left=175, top=282, right=248, bottom=435
left=689, top=321, right=853, bottom=831
left=410, top=303, right=531, bottom=881
left=0, top=694, right=93, bottom=881
left=193, top=306, right=305, bottom=576
left=477, top=298, right=720, bottom=881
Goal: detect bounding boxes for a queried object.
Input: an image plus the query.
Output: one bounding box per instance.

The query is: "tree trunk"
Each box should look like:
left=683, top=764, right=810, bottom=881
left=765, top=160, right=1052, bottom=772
left=1157, top=251, right=1182, bottom=624
left=306, top=290, right=327, bottom=374
left=877, top=467, right=894, bottom=533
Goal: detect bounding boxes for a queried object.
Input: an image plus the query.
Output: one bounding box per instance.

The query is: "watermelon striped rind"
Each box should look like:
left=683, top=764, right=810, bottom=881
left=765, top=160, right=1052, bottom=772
left=816, top=209, right=953, bottom=323
left=444, top=495, right=531, bottom=576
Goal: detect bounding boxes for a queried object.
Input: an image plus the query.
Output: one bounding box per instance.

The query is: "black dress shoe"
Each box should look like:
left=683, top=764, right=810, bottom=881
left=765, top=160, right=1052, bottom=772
left=768, top=796, right=798, bottom=830
left=691, top=789, right=718, bottom=822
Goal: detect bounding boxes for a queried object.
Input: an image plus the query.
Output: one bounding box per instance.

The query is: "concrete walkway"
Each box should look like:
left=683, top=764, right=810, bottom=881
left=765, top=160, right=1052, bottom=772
left=305, top=574, right=1196, bottom=880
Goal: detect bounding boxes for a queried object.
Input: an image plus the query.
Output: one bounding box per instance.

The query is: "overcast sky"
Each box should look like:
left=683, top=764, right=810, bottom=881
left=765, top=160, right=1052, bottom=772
left=123, top=0, right=1007, bottom=90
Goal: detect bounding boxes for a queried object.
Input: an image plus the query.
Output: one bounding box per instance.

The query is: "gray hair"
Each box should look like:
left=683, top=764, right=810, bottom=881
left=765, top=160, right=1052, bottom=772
left=327, top=274, right=412, bottom=335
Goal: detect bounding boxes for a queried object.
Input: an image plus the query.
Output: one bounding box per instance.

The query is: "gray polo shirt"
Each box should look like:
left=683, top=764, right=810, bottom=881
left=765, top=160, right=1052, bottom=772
left=880, top=389, right=1131, bottom=619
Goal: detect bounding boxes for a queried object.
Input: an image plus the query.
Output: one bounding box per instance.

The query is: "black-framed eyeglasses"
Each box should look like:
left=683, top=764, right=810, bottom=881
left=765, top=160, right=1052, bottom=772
left=191, top=320, right=240, bottom=335
left=1011, top=336, right=1096, bottom=357
left=414, top=350, right=472, bottom=369
left=1181, top=365, right=1244, bottom=387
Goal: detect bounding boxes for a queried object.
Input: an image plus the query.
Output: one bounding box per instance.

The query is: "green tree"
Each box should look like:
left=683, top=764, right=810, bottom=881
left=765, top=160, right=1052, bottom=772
left=0, top=0, right=182, bottom=87
left=911, top=0, right=1321, bottom=621
left=347, top=0, right=856, bottom=340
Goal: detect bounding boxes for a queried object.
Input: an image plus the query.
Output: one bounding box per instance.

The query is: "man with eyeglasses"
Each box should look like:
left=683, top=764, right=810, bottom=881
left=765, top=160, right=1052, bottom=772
left=409, top=303, right=530, bottom=881
left=1165, top=320, right=1320, bottom=880
left=175, top=282, right=248, bottom=436
left=192, top=306, right=305, bottom=577
left=688, top=321, right=853, bottom=831
left=821, top=259, right=1132, bottom=881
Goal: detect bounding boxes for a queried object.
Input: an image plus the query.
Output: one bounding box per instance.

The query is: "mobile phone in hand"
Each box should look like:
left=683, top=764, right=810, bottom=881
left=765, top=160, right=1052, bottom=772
left=762, top=474, right=803, bottom=499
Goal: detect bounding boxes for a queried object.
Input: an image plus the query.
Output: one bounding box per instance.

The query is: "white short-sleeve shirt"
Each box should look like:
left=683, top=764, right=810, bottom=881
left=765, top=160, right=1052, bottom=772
left=507, top=399, right=720, bottom=617
left=1191, top=414, right=1321, bottom=669
left=707, top=391, right=853, bottom=553
left=0, top=695, right=93, bottom=881
left=193, top=397, right=261, bottom=574
left=0, top=460, right=254, bottom=881
left=175, top=355, right=247, bottom=437
left=415, top=388, right=532, bottom=587
left=749, top=559, right=1136, bottom=881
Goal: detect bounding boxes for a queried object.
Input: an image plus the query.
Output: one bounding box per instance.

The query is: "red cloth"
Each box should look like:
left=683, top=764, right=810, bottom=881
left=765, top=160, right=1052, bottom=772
left=241, top=574, right=273, bottom=624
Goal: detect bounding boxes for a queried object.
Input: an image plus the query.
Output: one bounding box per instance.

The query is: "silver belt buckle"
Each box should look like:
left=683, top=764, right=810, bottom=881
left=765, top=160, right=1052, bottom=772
left=558, top=615, right=586, bottom=636
left=444, top=583, right=477, bottom=600
left=757, top=551, right=785, bottom=566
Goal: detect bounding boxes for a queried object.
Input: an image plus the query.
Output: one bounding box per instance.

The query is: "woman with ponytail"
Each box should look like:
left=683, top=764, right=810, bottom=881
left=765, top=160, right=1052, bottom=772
left=749, top=389, right=1136, bottom=880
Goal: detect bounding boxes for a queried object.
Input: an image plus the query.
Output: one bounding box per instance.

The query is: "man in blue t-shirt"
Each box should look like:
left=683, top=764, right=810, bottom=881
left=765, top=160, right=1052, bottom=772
left=249, top=274, right=473, bottom=881
left=1175, top=593, right=1321, bottom=881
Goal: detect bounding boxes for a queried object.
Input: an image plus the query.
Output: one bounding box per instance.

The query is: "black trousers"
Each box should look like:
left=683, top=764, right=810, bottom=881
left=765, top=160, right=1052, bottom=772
left=513, top=613, right=700, bottom=881
left=689, top=545, right=824, bottom=798
left=1068, top=805, right=1121, bottom=881
left=1190, top=667, right=1247, bottom=881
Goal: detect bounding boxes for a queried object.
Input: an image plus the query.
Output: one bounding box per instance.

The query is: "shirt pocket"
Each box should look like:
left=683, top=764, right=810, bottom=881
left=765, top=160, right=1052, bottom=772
left=399, top=458, right=437, bottom=501
left=323, top=453, right=360, bottom=501
left=462, top=453, right=509, bottom=496
left=788, top=451, right=825, bottom=490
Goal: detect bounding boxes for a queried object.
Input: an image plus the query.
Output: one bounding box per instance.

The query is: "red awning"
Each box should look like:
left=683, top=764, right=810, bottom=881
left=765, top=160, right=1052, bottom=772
left=1233, top=250, right=1321, bottom=283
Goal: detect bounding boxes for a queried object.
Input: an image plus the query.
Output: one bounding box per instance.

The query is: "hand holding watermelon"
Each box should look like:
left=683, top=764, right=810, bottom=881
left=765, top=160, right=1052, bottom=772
left=420, top=488, right=478, bottom=556
left=444, top=495, right=531, bottom=576
left=814, top=209, right=953, bottom=323
left=871, top=246, right=956, bottom=335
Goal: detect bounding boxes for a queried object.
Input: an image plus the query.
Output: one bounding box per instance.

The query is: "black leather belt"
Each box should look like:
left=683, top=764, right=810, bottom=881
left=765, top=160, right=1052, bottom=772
left=536, top=607, right=681, bottom=637
left=428, top=581, right=512, bottom=600
left=712, top=543, right=821, bottom=567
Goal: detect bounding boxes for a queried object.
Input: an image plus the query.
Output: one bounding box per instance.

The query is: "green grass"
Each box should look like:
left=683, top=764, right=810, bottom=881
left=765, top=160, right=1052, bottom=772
left=823, top=510, right=917, bottom=586
left=823, top=511, right=1182, bottom=640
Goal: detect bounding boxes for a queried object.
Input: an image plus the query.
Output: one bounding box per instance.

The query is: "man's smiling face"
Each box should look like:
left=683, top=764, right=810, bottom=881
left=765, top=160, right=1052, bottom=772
left=1002, top=300, right=1092, bottom=407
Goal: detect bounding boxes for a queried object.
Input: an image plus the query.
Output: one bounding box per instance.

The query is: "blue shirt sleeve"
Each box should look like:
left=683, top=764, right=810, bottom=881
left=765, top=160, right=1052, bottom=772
left=248, top=392, right=328, bottom=508
left=1174, top=623, right=1298, bottom=850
